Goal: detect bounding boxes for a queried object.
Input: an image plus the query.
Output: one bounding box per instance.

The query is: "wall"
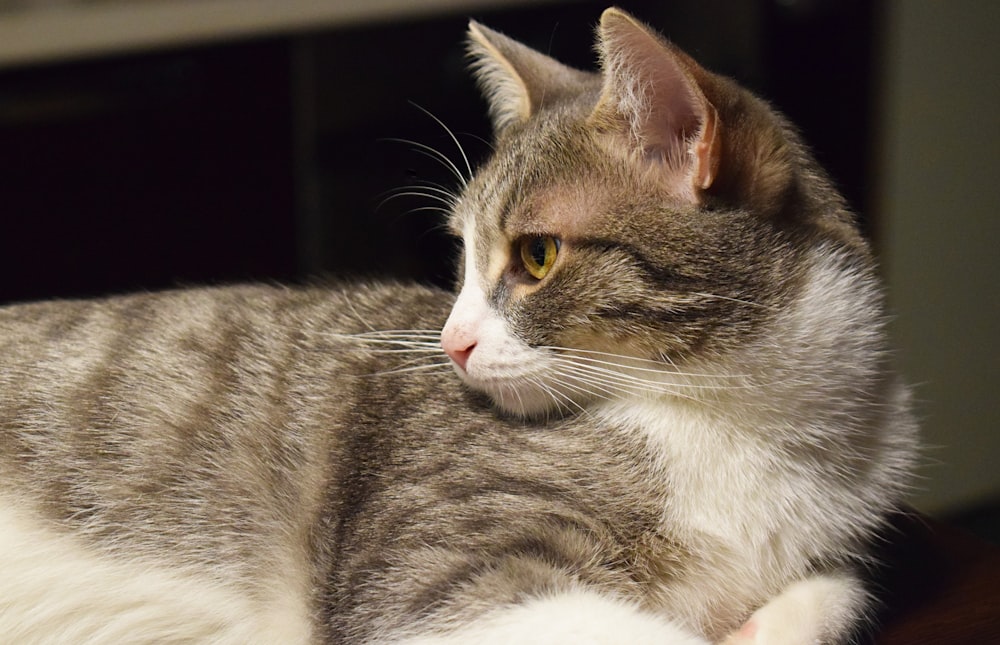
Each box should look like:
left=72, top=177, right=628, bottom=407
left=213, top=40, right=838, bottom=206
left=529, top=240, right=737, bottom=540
left=878, top=0, right=1000, bottom=515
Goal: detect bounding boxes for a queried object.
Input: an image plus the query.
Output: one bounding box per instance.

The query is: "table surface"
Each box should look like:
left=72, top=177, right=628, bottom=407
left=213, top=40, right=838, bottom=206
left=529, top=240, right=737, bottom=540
left=873, top=510, right=1000, bottom=643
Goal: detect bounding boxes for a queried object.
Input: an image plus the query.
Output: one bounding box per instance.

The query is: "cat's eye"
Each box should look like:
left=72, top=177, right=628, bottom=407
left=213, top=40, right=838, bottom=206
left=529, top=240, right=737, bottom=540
left=518, top=235, right=560, bottom=280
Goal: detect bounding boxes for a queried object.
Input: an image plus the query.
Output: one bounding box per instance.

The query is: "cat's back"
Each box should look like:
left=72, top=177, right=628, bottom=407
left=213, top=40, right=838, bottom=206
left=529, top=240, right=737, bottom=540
left=0, top=282, right=455, bottom=558
left=0, top=282, right=452, bottom=397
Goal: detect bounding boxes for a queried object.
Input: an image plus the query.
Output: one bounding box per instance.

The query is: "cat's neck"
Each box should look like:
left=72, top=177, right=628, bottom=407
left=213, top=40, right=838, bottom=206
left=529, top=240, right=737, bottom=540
left=589, top=244, right=911, bottom=557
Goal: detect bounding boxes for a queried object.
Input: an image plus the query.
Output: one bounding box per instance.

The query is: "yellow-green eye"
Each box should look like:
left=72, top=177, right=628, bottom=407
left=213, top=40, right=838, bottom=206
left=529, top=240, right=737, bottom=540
left=519, top=235, right=560, bottom=280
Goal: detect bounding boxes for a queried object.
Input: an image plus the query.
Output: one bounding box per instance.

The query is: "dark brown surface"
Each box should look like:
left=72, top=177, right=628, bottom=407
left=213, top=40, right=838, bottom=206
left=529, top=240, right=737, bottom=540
left=872, top=510, right=1000, bottom=644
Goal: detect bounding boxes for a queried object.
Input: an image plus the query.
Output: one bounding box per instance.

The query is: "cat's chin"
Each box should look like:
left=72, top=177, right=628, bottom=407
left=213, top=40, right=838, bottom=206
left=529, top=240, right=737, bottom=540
left=450, top=365, right=579, bottom=420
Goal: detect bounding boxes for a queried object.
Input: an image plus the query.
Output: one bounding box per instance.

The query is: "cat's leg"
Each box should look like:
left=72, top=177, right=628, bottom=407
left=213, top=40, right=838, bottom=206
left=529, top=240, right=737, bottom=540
left=720, top=573, right=867, bottom=645
left=0, top=499, right=312, bottom=645
left=394, top=586, right=710, bottom=645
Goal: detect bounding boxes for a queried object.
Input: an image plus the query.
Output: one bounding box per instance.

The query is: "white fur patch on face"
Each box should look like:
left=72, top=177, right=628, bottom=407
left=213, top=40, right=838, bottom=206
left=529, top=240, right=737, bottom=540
left=441, top=223, right=566, bottom=417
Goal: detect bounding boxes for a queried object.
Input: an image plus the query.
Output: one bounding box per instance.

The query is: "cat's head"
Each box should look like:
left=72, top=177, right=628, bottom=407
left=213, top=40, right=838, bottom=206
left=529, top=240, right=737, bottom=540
left=440, top=8, right=871, bottom=418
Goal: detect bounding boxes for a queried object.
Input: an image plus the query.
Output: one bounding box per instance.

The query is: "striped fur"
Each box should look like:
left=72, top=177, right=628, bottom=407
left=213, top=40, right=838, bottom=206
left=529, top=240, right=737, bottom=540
left=0, top=8, right=916, bottom=644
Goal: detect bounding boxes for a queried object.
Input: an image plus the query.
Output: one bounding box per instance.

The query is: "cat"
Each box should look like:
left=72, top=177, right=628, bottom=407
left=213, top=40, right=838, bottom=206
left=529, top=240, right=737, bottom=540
left=0, top=7, right=917, bottom=644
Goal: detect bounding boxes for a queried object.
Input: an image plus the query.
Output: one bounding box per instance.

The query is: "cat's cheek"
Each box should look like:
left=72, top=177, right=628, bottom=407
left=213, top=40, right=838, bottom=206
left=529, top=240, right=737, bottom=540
left=442, top=290, right=526, bottom=380
left=441, top=286, right=557, bottom=417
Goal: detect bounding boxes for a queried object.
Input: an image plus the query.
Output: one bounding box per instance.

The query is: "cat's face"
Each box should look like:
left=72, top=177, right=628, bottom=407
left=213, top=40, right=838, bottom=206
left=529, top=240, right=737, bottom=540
left=440, top=9, right=865, bottom=418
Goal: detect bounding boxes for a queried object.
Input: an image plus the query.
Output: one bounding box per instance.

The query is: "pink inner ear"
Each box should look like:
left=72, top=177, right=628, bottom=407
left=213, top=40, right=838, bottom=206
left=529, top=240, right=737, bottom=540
left=630, top=54, right=718, bottom=196
left=643, top=63, right=702, bottom=141
left=644, top=85, right=705, bottom=181
left=597, top=11, right=721, bottom=199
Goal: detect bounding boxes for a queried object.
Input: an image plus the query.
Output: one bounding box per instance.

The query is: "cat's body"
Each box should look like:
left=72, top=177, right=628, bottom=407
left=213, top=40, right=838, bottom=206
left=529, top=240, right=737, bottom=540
left=0, top=8, right=916, bottom=644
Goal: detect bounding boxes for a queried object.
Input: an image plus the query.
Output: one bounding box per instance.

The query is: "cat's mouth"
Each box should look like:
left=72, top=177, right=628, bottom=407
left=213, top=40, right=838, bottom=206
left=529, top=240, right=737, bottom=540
left=440, top=298, right=584, bottom=417
left=450, top=360, right=583, bottom=419
left=451, top=340, right=739, bottom=420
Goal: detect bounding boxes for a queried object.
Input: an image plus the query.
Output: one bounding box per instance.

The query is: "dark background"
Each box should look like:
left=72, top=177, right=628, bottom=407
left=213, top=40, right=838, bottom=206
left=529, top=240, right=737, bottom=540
left=0, top=0, right=880, bottom=304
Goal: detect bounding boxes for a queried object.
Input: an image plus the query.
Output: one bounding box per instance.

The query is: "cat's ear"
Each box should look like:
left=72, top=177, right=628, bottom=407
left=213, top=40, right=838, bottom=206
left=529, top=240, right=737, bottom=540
left=467, top=21, right=591, bottom=133
left=590, top=8, right=722, bottom=204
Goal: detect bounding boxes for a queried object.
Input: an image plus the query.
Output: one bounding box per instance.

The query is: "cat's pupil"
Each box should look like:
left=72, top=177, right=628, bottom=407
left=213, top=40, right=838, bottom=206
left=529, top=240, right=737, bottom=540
left=528, top=238, right=548, bottom=267
left=518, top=236, right=560, bottom=280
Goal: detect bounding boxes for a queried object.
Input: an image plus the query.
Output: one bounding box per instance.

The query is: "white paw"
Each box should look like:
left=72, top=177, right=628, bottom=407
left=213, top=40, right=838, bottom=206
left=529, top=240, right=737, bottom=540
left=719, top=574, right=865, bottom=645
left=720, top=613, right=804, bottom=645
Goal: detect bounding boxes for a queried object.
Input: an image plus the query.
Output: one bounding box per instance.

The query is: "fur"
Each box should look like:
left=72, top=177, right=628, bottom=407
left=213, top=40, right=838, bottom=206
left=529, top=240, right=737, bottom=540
left=0, top=8, right=916, bottom=644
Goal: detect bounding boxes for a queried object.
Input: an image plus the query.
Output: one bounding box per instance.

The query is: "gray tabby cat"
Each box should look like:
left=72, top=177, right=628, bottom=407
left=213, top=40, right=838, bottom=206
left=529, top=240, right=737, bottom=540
left=0, top=8, right=917, bottom=644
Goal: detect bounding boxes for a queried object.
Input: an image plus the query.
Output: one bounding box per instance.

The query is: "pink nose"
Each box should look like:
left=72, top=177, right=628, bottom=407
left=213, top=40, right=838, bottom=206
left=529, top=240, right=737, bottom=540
left=442, top=331, right=477, bottom=372
left=445, top=342, right=476, bottom=371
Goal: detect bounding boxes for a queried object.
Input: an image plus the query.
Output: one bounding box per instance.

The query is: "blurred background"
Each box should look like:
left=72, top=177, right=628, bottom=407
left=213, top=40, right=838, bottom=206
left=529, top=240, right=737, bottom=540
left=0, top=0, right=996, bottom=538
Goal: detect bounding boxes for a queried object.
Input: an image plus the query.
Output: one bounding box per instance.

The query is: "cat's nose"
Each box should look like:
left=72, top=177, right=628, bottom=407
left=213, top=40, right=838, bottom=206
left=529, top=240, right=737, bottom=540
left=441, top=286, right=486, bottom=373
left=442, top=331, right=477, bottom=372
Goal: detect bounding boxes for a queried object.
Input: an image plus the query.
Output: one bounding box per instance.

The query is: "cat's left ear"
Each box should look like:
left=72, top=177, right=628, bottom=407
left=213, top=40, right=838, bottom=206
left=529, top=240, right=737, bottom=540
left=467, top=21, right=593, bottom=134
left=590, top=8, right=722, bottom=204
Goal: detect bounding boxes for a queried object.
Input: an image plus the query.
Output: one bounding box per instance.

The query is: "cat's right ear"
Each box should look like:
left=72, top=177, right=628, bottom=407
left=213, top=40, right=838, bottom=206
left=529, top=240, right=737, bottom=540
left=467, top=21, right=590, bottom=134
left=590, top=8, right=722, bottom=205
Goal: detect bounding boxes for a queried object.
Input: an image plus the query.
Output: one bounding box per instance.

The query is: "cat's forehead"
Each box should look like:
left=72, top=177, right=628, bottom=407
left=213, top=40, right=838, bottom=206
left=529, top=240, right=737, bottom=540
left=506, top=181, right=606, bottom=239
left=468, top=120, right=620, bottom=232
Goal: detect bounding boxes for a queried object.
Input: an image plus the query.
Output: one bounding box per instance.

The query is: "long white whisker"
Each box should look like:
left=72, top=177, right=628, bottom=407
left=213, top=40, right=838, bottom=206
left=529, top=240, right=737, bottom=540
left=554, top=370, right=665, bottom=402
left=379, top=189, right=456, bottom=209
left=347, top=338, right=440, bottom=347
left=331, top=329, right=441, bottom=339
left=507, top=379, right=528, bottom=416
left=401, top=206, right=453, bottom=217
left=548, top=359, right=719, bottom=404
left=408, top=101, right=473, bottom=183
left=548, top=365, right=625, bottom=400
left=343, top=298, right=378, bottom=334
left=384, top=184, right=459, bottom=203
left=407, top=183, right=460, bottom=201
left=690, top=292, right=778, bottom=311
left=361, top=348, right=443, bottom=354
left=326, top=336, right=440, bottom=349
left=539, top=346, right=751, bottom=381
left=549, top=356, right=757, bottom=393
left=382, top=138, right=467, bottom=188
left=530, top=374, right=587, bottom=418
left=364, top=362, right=453, bottom=377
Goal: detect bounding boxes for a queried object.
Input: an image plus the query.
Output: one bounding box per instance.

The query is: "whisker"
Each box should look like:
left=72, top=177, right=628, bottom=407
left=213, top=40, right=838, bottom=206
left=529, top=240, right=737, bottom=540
left=332, top=329, right=441, bottom=339
left=690, top=292, right=778, bottom=311
left=325, top=337, right=440, bottom=350
left=553, top=370, right=667, bottom=403
left=322, top=330, right=444, bottom=354
left=548, top=365, right=624, bottom=400
left=382, top=137, right=468, bottom=189
left=548, top=358, right=734, bottom=405
left=378, top=189, right=456, bottom=210
left=383, top=183, right=459, bottom=203
left=506, top=379, right=528, bottom=416
left=530, top=374, right=588, bottom=418
left=539, top=346, right=752, bottom=381
left=549, top=357, right=734, bottom=391
left=408, top=101, right=473, bottom=183
left=462, top=131, right=494, bottom=153
left=341, top=336, right=440, bottom=345
left=364, top=362, right=453, bottom=377
left=360, top=348, right=443, bottom=355
left=343, top=298, right=379, bottom=334
left=400, top=206, right=454, bottom=217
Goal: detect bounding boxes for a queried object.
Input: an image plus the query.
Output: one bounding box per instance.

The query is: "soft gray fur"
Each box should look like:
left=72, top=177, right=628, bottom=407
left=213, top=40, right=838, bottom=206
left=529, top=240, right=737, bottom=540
left=0, top=8, right=916, bottom=644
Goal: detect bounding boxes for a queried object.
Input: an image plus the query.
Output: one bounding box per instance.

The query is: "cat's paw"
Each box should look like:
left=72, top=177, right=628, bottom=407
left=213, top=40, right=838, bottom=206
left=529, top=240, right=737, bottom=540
left=719, top=615, right=792, bottom=645
left=718, top=574, right=865, bottom=645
